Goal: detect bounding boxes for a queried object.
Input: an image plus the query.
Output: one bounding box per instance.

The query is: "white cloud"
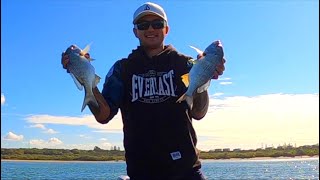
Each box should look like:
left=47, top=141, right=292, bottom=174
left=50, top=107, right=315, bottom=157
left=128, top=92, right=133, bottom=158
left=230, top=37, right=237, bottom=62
left=48, top=137, right=63, bottom=145
left=1, top=93, right=5, bottom=105
left=194, top=93, right=319, bottom=150
left=30, top=124, right=46, bottom=129
left=79, top=134, right=90, bottom=139
left=3, top=132, right=24, bottom=141
left=24, top=93, right=319, bottom=151
left=25, top=114, right=123, bottom=133
left=212, top=92, right=224, bottom=97
left=218, top=77, right=231, bottom=81
left=101, top=142, right=113, bottom=149
left=217, top=77, right=232, bottom=85
left=44, top=129, right=58, bottom=134
left=219, top=82, right=232, bottom=85
left=29, top=139, right=45, bottom=146
left=27, top=140, right=115, bottom=150
left=29, top=137, right=63, bottom=148
left=29, top=123, right=59, bottom=135
left=65, top=142, right=114, bottom=150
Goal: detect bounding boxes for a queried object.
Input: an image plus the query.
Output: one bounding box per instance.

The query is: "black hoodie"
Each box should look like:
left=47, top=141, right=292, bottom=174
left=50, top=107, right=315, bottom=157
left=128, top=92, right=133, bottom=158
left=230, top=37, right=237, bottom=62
left=102, top=45, right=201, bottom=177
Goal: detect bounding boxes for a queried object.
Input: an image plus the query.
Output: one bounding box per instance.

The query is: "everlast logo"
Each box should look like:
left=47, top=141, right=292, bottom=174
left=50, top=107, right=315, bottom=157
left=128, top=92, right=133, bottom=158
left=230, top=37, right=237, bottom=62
left=131, top=70, right=177, bottom=103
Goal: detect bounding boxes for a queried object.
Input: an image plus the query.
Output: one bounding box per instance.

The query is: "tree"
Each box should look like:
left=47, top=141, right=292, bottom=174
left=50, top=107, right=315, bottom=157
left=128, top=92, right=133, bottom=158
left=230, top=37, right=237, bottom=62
left=93, top=146, right=102, bottom=151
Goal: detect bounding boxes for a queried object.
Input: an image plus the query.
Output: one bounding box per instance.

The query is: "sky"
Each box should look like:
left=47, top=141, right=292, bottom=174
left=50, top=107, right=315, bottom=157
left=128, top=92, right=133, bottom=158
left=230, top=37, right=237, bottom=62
left=1, top=0, right=319, bottom=151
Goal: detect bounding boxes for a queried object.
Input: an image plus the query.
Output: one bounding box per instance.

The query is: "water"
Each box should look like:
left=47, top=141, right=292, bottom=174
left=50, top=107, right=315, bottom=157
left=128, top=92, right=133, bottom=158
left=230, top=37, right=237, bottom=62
left=1, top=158, right=318, bottom=180
left=201, top=158, right=319, bottom=179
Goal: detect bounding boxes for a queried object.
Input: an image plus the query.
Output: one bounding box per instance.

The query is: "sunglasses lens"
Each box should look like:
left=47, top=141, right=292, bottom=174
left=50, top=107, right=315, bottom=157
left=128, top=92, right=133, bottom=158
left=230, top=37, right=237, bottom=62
left=136, top=20, right=165, bottom=30
left=151, top=21, right=164, bottom=29
left=137, top=22, right=150, bottom=30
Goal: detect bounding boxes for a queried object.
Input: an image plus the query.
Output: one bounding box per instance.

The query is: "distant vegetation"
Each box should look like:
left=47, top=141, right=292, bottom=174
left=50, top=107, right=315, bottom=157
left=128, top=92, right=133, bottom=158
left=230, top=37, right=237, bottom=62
left=1, top=144, right=318, bottom=161
left=1, top=146, right=124, bottom=161
left=200, top=144, right=319, bottom=160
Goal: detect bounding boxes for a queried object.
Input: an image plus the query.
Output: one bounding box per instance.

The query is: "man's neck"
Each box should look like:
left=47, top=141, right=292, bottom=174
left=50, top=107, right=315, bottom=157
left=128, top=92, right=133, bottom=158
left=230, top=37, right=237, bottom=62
left=144, top=45, right=165, bottom=58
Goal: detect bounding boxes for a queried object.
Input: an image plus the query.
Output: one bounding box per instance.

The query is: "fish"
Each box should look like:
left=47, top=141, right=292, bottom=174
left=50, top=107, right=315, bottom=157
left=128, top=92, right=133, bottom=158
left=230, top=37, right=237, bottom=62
left=64, top=44, right=101, bottom=112
left=176, top=40, right=224, bottom=109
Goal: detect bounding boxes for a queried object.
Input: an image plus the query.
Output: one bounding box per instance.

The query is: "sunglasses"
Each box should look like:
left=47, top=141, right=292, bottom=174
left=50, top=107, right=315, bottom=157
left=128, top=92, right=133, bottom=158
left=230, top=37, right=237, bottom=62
left=135, top=20, right=166, bottom=30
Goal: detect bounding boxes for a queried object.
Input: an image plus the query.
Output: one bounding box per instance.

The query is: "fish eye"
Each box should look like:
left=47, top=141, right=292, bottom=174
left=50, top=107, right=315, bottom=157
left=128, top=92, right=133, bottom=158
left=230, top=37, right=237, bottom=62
left=70, top=45, right=78, bottom=50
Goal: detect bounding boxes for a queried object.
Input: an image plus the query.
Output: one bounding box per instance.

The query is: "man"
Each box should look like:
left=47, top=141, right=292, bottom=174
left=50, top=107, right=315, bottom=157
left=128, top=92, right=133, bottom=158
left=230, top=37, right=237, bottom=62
left=62, top=2, right=225, bottom=179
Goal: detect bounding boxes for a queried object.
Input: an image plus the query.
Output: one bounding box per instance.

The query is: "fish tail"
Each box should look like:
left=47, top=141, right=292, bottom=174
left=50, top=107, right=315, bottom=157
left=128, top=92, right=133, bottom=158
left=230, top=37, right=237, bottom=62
left=81, top=89, right=99, bottom=112
left=81, top=94, right=99, bottom=112
left=176, top=94, right=193, bottom=110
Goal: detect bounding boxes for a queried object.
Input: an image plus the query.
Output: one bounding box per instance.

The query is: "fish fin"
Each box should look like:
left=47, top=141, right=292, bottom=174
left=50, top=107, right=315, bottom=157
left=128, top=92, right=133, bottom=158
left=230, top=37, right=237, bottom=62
left=82, top=42, right=93, bottom=54
left=176, top=94, right=193, bottom=110
left=197, top=80, right=211, bottom=93
left=181, top=73, right=190, bottom=87
left=80, top=42, right=95, bottom=61
left=70, top=73, right=83, bottom=91
left=189, top=45, right=203, bottom=56
left=94, top=74, right=101, bottom=87
left=176, top=93, right=186, bottom=103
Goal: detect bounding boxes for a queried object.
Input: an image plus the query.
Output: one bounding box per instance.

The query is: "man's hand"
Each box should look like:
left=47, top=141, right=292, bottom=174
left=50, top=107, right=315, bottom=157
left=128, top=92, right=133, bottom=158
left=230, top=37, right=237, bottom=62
left=61, top=52, right=70, bottom=73
left=212, top=58, right=226, bottom=79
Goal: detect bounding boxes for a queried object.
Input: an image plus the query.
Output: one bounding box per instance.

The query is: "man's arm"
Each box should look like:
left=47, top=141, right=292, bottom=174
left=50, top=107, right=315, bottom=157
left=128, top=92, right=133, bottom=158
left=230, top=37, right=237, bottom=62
left=191, top=90, right=209, bottom=120
left=88, top=87, right=111, bottom=124
left=61, top=52, right=117, bottom=124
left=190, top=41, right=225, bottom=120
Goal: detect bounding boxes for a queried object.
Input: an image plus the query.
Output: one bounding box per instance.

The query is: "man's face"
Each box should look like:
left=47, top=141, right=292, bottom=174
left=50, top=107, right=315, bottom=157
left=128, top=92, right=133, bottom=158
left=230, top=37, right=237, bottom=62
left=133, top=15, right=169, bottom=49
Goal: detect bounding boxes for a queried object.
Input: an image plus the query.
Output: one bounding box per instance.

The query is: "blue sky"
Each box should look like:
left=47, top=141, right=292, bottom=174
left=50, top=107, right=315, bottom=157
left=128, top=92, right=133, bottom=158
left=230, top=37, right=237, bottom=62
left=1, top=0, right=319, bottom=151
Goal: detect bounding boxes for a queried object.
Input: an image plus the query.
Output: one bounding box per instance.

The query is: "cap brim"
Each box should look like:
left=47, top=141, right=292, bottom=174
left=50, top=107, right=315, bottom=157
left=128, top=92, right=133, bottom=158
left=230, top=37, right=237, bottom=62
left=133, top=11, right=165, bottom=24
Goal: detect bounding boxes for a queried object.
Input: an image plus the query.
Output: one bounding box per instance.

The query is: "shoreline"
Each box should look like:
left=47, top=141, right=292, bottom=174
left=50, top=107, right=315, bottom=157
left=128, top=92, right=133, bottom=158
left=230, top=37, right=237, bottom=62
left=2, top=156, right=318, bottom=163
left=0, top=159, right=126, bottom=163
left=201, top=155, right=319, bottom=161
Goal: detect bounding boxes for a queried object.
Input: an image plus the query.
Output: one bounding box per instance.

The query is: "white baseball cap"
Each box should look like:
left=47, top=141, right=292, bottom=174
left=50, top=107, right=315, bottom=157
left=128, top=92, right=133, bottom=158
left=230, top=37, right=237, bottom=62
left=133, top=2, right=168, bottom=24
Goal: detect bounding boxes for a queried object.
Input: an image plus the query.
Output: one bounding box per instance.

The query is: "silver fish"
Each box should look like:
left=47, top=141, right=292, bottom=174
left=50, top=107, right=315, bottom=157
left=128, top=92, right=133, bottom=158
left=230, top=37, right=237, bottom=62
left=64, top=44, right=101, bottom=112
left=176, top=40, right=224, bottom=109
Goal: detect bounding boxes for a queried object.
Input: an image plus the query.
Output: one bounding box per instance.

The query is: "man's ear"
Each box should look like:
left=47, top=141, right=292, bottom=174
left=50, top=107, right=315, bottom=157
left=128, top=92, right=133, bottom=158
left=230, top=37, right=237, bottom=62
left=165, top=26, right=169, bottom=35
left=133, top=28, right=138, bottom=38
